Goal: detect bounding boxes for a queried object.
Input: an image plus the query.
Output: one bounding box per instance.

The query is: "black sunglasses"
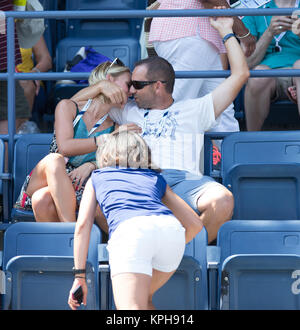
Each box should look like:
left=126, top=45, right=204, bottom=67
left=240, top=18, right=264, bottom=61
left=131, top=80, right=167, bottom=90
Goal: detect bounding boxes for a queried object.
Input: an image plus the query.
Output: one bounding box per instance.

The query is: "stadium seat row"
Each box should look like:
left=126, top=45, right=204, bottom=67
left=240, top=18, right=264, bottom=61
left=1, top=220, right=300, bottom=310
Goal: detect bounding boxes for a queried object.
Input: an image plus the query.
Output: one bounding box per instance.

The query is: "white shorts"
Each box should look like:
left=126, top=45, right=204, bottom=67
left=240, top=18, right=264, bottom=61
left=106, top=214, right=186, bottom=277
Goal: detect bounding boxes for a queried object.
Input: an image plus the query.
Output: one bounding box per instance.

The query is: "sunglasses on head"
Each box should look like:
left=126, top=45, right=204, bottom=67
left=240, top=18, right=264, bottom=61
left=108, top=57, right=125, bottom=69
left=131, top=80, right=167, bottom=90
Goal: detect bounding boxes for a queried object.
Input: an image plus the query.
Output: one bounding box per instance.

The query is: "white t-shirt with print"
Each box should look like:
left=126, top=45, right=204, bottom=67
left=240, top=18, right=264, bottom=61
left=109, top=93, right=215, bottom=176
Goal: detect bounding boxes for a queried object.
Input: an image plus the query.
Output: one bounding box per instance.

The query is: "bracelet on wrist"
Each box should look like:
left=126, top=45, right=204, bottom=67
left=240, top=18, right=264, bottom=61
left=222, top=33, right=236, bottom=44
left=32, top=67, right=41, bottom=73
left=75, top=275, right=86, bottom=279
left=72, top=267, right=86, bottom=275
left=236, top=29, right=250, bottom=39
left=90, top=161, right=97, bottom=170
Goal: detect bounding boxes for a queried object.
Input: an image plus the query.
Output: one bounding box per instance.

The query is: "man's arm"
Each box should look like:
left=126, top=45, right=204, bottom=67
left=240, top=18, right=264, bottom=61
left=210, top=8, right=250, bottom=118
left=71, top=80, right=127, bottom=106
left=200, top=0, right=256, bottom=56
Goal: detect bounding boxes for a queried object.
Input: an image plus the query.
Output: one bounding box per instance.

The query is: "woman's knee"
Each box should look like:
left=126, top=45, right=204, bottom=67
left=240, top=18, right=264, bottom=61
left=31, top=189, right=57, bottom=216
left=43, top=153, right=66, bottom=176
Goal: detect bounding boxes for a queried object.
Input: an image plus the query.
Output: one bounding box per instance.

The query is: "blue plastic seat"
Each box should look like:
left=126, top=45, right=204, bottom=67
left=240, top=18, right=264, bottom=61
left=100, top=228, right=209, bottom=310
left=0, top=138, right=5, bottom=196
left=64, top=0, right=147, bottom=39
left=11, top=134, right=52, bottom=222
left=66, top=0, right=146, bottom=11
left=216, top=220, right=300, bottom=310
left=221, top=131, right=300, bottom=220
left=2, top=222, right=101, bottom=310
left=56, top=37, right=140, bottom=72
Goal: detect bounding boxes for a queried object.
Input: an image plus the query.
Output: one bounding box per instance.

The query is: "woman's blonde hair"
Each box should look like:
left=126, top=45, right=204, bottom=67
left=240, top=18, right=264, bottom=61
left=88, top=60, right=130, bottom=104
left=88, top=60, right=130, bottom=86
left=96, top=130, right=160, bottom=171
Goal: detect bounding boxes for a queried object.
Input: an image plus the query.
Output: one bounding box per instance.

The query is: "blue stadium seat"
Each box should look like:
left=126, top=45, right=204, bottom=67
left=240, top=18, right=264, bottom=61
left=66, top=0, right=147, bottom=11
left=221, top=131, right=300, bottom=219
left=0, top=138, right=5, bottom=195
left=2, top=222, right=101, bottom=310
left=233, top=87, right=299, bottom=129
left=54, top=84, right=86, bottom=107
left=100, top=228, right=209, bottom=310
left=64, top=0, right=147, bottom=39
left=11, top=134, right=52, bottom=222
left=56, top=37, right=140, bottom=72
left=216, top=220, right=300, bottom=310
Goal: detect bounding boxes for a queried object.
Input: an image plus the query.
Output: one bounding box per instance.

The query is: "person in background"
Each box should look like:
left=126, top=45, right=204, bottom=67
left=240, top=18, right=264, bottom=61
left=148, top=0, right=256, bottom=167
left=0, top=0, right=31, bottom=138
left=16, top=35, right=52, bottom=133
left=242, top=0, right=300, bottom=131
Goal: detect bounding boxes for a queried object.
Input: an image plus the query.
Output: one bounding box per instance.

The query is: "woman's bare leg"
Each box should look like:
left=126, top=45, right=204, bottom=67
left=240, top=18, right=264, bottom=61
left=27, top=153, right=76, bottom=222
left=111, top=269, right=176, bottom=310
left=31, top=187, right=60, bottom=222
left=111, top=273, right=152, bottom=310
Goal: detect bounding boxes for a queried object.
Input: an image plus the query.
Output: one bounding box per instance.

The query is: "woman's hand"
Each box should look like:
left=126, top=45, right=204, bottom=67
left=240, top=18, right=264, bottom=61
left=68, top=162, right=96, bottom=191
left=210, top=6, right=234, bottom=37
left=68, top=277, right=88, bottom=310
left=268, top=16, right=294, bottom=36
left=114, top=123, right=142, bottom=134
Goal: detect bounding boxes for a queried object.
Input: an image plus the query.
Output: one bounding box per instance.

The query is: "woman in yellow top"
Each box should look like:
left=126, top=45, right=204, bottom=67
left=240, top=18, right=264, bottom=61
left=16, top=35, right=52, bottom=111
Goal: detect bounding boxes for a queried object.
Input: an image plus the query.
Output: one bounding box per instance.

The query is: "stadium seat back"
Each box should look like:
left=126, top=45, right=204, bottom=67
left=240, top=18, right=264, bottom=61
left=13, top=134, right=52, bottom=203
left=11, top=134, right=52, bottom=222
left=65, top=0, right=147, bottom=10
left=217, top=221, right=300, bottom=309
left=0, top=138, right=5, bottom=194
left=221, top=131, right=300, bottom=220
left=3, top=222, right=101, bottom=309
left=56, top=37, right=140, bottom=72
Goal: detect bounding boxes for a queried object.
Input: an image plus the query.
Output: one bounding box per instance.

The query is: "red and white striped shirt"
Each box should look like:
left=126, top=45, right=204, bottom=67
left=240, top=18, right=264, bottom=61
left=149, top=0, right=226, bottom=53
left=0, top=0, right=22, bottom=71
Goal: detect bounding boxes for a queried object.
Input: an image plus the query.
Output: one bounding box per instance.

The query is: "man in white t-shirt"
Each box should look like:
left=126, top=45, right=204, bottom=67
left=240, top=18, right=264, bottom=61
left=73, top=12, right=250, bottom=243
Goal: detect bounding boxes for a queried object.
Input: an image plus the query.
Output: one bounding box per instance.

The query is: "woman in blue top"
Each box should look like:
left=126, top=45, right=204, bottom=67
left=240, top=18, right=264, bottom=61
left=242, top=0, right=300, bottom=130
left=68, top=130, right=203, bottom=310
left=15, top=59, right=140, bottom=227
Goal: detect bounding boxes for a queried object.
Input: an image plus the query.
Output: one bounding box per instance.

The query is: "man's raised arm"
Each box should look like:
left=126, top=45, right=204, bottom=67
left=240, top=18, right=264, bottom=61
left=210, top=7, right=250, bottom=118
left=200, top=0, right=256, bottom=56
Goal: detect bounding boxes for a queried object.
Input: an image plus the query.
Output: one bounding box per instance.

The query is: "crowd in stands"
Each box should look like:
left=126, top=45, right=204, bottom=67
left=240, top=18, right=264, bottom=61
left=1, top=0, right=300, bottom=310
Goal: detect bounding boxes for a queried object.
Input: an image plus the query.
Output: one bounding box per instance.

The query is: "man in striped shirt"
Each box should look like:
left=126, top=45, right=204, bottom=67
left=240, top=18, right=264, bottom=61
left=149, top=0, right=255, bottom=134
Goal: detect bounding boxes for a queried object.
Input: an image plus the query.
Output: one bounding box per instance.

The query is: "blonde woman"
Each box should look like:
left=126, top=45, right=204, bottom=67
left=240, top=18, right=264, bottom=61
left=68, top=131, right=203, bottom=310
left=15, top=59, right=140, bottom=228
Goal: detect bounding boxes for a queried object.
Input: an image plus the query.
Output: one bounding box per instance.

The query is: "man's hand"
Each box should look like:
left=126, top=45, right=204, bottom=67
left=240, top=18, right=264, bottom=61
left=202, top=0, right=256, bottom=56
left=97, top=80, right=128, bottom=107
